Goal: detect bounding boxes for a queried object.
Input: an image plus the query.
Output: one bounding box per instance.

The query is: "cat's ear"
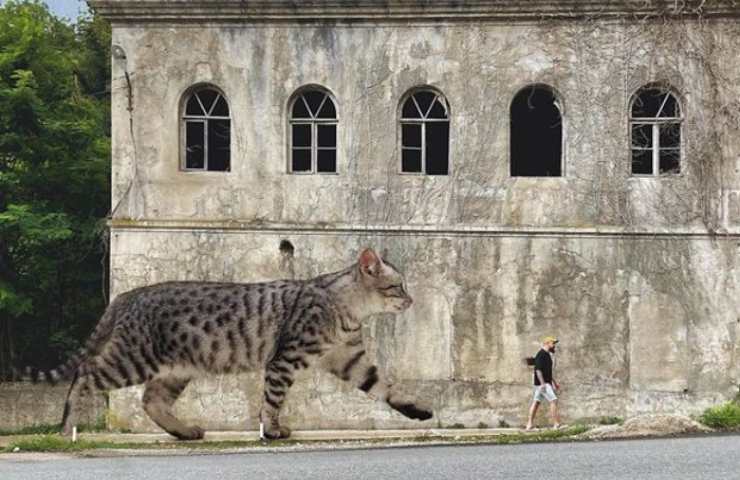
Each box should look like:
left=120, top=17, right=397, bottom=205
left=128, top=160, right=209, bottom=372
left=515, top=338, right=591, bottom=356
left=359, top=248, right=382, bottom=277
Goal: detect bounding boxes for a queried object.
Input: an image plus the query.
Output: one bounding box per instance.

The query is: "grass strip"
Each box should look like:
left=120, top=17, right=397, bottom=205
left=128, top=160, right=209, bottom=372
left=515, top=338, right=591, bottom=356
left=0, top=417, right=107, bottom=437
left=3, top=426, right=589, bottom=453
left=699, top=401, right=740, bottom=430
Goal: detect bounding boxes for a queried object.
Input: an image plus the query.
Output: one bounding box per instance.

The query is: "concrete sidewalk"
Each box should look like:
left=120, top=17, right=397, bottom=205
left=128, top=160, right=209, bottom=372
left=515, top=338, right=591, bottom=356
left=0, top=427, right=532, bottom=448
left=93, top=427, right=524, bottom=442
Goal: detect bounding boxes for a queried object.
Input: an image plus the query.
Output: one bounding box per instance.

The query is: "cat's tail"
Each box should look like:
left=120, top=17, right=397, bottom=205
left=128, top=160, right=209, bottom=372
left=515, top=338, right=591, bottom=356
left=14, top=300, right=122, bottom=385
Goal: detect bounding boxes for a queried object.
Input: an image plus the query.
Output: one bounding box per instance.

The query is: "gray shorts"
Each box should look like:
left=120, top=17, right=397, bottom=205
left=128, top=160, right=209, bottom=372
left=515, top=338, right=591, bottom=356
left=533, top=383, right=558, bottom=403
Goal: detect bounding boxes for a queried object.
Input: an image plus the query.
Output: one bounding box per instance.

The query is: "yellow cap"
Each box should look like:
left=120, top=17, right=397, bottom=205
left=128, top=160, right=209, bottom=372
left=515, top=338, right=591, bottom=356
left=542, top=336, right=559, bottom=344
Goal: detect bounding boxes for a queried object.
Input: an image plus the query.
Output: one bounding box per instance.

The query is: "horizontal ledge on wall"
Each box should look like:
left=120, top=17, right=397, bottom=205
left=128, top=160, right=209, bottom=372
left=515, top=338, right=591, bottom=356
left=88, top=0, right=740, bottom=23
left=108, top=219, right=740, bottom=239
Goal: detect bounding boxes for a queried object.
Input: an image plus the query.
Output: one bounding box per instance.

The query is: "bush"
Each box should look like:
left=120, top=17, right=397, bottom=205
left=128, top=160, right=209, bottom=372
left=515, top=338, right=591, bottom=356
left=598, top=416, right=624, bottom=425
left=699, top=402, right=740, bottom=430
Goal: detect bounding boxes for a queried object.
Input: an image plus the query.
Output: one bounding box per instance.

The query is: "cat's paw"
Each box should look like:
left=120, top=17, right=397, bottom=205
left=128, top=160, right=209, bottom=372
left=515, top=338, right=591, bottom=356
left=263, top=425, right=292, bottom=440
left=173, top=425, right=205, bottom=441
left=389, top=401, right=434, bottom=421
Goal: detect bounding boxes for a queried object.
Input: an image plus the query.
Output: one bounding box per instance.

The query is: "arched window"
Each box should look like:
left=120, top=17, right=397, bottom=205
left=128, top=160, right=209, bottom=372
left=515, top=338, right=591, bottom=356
left=510, top=85, right=562, bottom=177
left=400, top=89, right=449, bottom=175
left=630, top=85, right=682, bottom=175
left=182, top=86, right=230, bottom=171
left=289, top=88, right=337, bottom=174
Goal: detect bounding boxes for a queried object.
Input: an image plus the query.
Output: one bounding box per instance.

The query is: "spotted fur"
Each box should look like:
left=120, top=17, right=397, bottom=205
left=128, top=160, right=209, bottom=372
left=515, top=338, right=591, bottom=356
left=42, top=248, right=432, bottom=440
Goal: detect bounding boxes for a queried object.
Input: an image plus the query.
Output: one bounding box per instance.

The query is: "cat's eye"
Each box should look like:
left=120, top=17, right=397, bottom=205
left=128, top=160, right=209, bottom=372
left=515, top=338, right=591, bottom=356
left=381, top=285, right=405, bottom=297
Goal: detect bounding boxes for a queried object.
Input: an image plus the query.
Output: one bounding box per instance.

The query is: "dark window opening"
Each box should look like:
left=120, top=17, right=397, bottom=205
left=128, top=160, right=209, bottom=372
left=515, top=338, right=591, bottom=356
left=182, top=87, right=230, bottom=172
left=400, top=90, right=450, bottom=175
left=289, top=89, right=337, bottom=174
left=630, top=85, right=682, bottom=176
left=510, top=85, right=562, bottom=177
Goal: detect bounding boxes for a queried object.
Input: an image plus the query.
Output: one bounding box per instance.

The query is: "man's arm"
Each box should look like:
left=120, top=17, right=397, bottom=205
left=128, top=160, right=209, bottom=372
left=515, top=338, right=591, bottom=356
left=534, top=352, right=548, bottom=387
left=535, top=369, right=546, bottom=387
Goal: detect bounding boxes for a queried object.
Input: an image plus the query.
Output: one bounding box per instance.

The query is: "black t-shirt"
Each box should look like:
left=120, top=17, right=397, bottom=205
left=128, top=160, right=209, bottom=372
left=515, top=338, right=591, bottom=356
left=533, top=349, right=553, bottom=386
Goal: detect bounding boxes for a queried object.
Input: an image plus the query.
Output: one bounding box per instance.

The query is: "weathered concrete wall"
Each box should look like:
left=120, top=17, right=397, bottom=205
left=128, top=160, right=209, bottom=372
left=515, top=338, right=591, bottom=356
left=104, top=16, right=740, bottom=431
left=108, top=230, right=739, bottom=431
left=108, top=20, right=740, bottom=229
left=0, top=383, right=106, bottom=431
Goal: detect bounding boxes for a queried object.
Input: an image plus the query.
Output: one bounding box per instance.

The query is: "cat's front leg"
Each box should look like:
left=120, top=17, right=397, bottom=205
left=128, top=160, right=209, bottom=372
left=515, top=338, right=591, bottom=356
left=321, top=342, right=433, bottom=421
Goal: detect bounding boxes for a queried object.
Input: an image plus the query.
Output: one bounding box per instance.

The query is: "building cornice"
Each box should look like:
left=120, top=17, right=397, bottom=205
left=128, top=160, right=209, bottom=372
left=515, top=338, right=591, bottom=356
left=87, top=1, right=740, bottom=24
left=107, top=218, right=739, bottom=240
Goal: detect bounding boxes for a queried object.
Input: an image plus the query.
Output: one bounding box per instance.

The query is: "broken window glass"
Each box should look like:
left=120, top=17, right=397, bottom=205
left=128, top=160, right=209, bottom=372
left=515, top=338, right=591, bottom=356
left=631, top=149, right=652, bottom=175
left=631, top=87, right=680, bottom=118
left=289, top=89, right=338, bottom=174
left=630, top=85, right=682, bottom=176
left=631, top=124, right=652, bottom=149
left=659, top=149, right=681, bottom=174
left=510, top=85, right=562, bottom=177
left=659, top=123, right=681, bottom=149
left=185, top=121, right=205, bottom=169
left=400, top=90, right=450, bottom=175
left=182, top=86, right=230, bottom=171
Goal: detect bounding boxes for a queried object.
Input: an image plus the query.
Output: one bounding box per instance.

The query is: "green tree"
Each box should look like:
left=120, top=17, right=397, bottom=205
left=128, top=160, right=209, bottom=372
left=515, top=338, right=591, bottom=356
left=0, top=0, right=111, bottom=378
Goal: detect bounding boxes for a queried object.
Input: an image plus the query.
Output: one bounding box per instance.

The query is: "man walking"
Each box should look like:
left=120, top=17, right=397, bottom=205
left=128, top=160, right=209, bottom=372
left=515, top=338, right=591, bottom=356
left=525, top=336, right=561, bottom=430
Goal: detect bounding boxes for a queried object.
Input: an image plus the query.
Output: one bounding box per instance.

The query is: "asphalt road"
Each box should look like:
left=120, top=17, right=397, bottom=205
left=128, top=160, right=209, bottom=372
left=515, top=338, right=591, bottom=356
left=2, top=435, right=739, bottom=480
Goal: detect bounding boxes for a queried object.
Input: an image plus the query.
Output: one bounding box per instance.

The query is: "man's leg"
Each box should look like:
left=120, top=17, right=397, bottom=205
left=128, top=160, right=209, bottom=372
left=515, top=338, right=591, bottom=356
left=526, top=400, right=540, bottom=430
left=550, top=399, right=561, bottom=427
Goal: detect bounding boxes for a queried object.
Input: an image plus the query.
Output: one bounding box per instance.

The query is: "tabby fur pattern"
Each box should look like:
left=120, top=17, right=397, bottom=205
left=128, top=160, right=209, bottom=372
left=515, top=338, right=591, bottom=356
left=33, top=248, right=433, bottom=440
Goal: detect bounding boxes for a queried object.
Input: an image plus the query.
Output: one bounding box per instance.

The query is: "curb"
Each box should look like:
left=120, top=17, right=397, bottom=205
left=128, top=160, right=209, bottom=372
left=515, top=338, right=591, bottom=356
left=80, top=427, right=525, bottom=443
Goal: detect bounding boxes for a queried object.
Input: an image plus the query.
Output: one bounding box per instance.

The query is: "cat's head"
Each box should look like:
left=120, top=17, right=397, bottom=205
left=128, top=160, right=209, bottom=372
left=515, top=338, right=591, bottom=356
left=357, top=248, right=413, bottom=314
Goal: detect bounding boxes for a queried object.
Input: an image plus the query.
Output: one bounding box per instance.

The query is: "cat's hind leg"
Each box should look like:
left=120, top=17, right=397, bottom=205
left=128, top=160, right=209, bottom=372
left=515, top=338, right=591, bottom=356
left=142, top=376, right=203, bottom=440
left=61, top=358, right=146, bottom=436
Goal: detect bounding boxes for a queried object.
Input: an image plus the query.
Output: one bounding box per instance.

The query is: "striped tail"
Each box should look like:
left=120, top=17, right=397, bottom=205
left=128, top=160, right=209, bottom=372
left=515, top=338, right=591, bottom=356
left=22, top=352, right=87, bottom=385
left=16, top=306, right=119, bottom=385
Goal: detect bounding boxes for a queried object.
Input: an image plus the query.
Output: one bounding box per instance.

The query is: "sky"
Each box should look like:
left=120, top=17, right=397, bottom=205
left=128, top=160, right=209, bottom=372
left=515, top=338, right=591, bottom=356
left=0, top=0, right=89, bottom=19
left=44, top=0, right=88, bottom=19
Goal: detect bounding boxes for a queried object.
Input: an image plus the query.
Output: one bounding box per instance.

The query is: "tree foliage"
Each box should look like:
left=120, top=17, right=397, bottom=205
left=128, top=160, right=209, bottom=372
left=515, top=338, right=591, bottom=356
left=0, top=0, right=111, bottom=378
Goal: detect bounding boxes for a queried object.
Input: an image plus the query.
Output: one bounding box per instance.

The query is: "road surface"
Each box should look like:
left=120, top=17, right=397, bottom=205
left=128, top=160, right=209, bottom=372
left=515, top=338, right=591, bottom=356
left=2, top=435, right=739, bottom=479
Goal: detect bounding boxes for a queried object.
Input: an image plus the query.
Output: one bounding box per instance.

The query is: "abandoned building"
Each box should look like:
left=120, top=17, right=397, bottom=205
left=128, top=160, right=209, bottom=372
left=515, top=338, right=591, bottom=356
left=87, top=0, right=740, bottom=431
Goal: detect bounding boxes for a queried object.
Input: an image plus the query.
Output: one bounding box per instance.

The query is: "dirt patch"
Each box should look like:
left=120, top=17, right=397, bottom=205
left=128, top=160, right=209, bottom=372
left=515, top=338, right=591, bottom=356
left=578, top=414, right=711, bottom=440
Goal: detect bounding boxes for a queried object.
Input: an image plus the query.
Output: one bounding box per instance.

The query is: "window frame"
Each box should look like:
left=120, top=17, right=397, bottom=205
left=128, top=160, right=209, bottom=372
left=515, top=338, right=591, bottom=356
left=398, top=88, right=451, bottom=176
left=287, top=88, right=339, bottom=175
left=629, top=86, right=684, bottom=177
left=180, top=85, right=231, bottom=173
